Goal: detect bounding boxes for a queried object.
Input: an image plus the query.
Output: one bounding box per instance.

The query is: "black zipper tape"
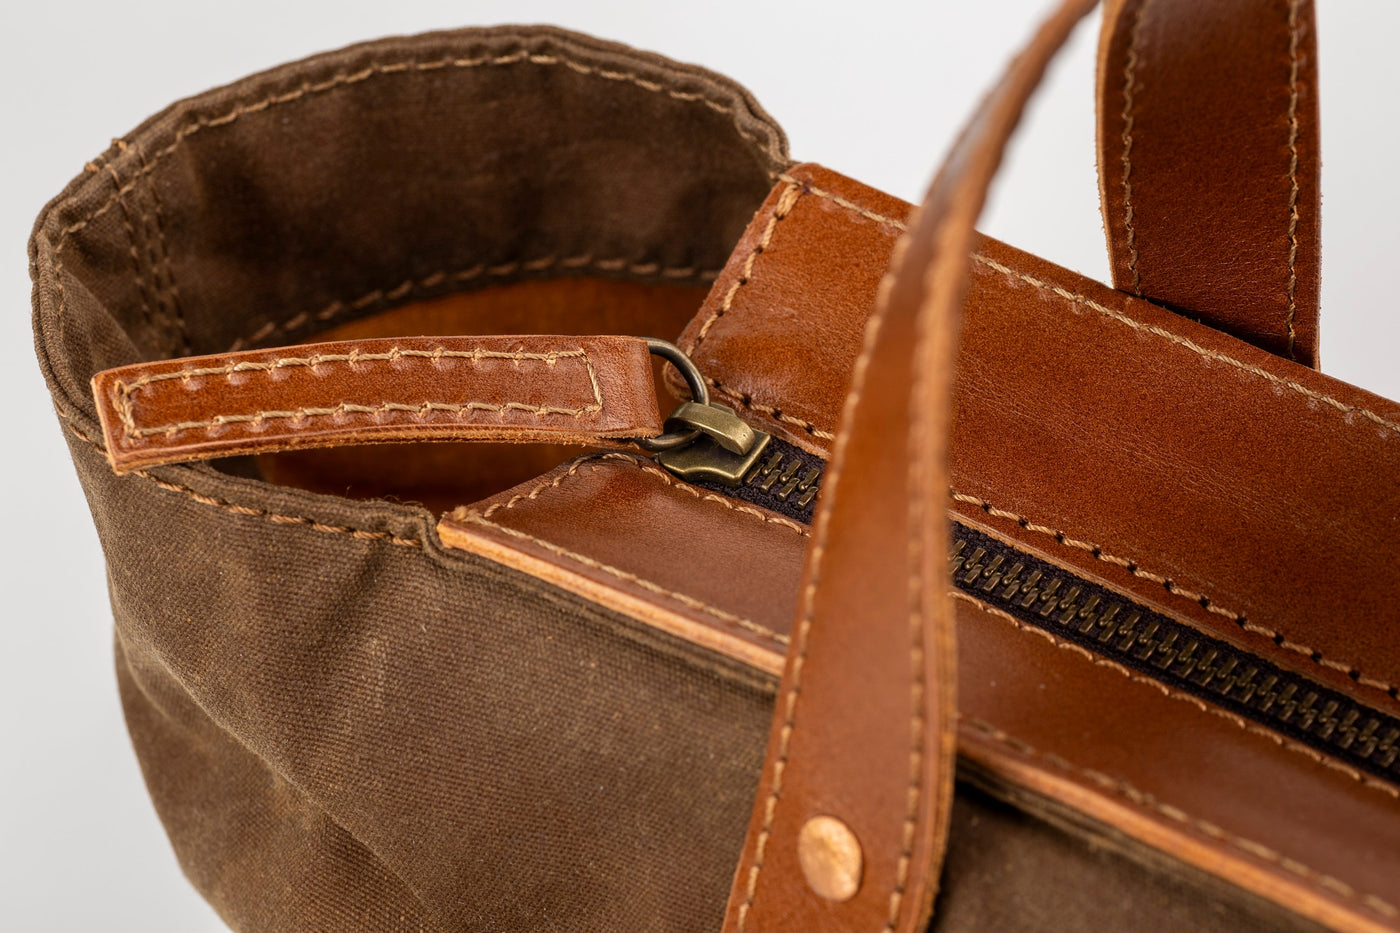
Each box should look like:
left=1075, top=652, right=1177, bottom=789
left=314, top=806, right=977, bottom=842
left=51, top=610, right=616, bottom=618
left=679, top=434, right=1400, bottom=787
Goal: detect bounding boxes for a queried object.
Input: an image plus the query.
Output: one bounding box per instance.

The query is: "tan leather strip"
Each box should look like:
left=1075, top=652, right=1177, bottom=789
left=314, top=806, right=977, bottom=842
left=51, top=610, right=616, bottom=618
left=719, top=3, right=1097, bottom=931
left=91, top=335, right=662, bottom=473
left=1096, top=0, right=1321, bottom=365
left=437, top=452, right=803, bottom=676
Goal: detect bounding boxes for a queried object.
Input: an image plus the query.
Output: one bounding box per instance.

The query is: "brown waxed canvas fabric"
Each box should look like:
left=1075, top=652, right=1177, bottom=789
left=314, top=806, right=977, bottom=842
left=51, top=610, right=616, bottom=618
left=32, top=22, right=1336, bottom=933
left=32, top=26, right=789, bottom=931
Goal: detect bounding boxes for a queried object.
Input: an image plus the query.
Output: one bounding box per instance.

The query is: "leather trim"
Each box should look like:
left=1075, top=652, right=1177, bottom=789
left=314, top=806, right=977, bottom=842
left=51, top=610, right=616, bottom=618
left=91, top=335, right=662, bottom=473
left=678, top=163, right=1400, bottom=721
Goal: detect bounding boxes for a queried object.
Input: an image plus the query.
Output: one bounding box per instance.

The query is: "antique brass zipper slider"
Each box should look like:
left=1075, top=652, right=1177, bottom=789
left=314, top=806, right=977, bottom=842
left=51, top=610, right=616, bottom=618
left=633, top=338, right=774, bottom=486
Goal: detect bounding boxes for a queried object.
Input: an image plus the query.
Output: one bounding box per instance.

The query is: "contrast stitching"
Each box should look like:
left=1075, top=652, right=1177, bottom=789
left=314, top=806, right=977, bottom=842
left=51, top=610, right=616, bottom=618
left=705, top=375, right=837, bottom=441
left=231, top=255, right=721, bottom=351
left=685, top=183, right=801, bottom=355
left=950, top=489, right=1400, bottom=702
left=960, top=716, right=1400, bottom=921
left=1285, top=0, right=1302, bottom=360
left=451, top=509, right=787, bottom=647
left=968, top=252, right=1400, bottom=438
left=62, top=414, right=423, bottom=546
left=1120, top=0, right=1147, bottom=295
left=119, top=139, right=190, bottom=355
left=483, top=452, right=810, bottom=537
left=888, top=223, right=933, bottom=933
left=775, top=173, right=911, bottom=230
left=135, top=469, right=422, bottom=547
left=953, top=591, right=1400, bottom=801
left=112, top=347, right=602, bottom=439
left=57, top=50, right=783, bottom=243
left=736, top=202, right=905, bottom=931
left=718, top=180, right=1400, bottom=442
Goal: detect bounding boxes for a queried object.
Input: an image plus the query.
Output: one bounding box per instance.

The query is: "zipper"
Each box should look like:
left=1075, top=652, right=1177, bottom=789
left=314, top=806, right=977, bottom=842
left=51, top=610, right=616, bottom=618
left=648, top=409, right=1400, bottom=787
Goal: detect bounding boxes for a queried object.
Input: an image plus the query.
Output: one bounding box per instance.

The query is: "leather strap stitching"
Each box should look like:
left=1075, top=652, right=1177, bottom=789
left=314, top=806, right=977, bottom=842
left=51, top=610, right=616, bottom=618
left=734, top=209, right=907, bottom=930
left=1285, top=0, right=1303, bottom=360
left=112, top=347, right=602, bottom=439
left=1119, top=0, right=1147, bottom=295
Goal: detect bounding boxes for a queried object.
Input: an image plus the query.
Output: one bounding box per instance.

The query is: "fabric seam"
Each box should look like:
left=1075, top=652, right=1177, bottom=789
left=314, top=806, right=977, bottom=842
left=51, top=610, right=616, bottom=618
left=231, top=255, right=721, bottom=352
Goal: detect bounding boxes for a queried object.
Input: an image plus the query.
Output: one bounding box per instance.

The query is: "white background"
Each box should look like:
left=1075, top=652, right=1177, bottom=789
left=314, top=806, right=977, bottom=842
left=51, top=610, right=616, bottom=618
left=2, top=2, right=1396, bottom=930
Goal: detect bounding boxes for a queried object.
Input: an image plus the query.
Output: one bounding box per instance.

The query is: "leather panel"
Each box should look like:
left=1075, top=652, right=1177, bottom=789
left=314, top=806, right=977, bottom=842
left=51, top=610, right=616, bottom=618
left=679, top=163, right=1400, bottom=720
left=437, top=453, right=804, bottom=675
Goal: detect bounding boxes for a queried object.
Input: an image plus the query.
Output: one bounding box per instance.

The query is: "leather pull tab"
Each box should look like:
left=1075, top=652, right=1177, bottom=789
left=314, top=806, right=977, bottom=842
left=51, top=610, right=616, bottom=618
left=719, top=2, right=1098, bottom=931
left=91, top=335, right=662, bottom=473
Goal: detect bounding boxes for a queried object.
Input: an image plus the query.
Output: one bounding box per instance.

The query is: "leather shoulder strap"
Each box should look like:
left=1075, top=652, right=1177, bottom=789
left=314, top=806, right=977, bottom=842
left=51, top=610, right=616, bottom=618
left=720, top=2, right=1098, bottom=930
left=91, top=335, right=662, bottom=473
left=1096, top=0, right=1321, bottom=365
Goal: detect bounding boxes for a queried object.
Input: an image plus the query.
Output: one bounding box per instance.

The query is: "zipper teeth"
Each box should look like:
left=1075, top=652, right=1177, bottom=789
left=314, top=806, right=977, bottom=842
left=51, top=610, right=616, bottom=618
left=952, top=524, right=1400, bottom=785
left=743, top=450, right=822, bottom=509
left=672, top=433, right=1400, bottom=788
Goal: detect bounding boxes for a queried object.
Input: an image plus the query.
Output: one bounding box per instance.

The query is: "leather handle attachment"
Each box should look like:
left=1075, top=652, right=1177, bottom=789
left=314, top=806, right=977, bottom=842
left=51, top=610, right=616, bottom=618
left=1096, top=0, right=1321, bottom=365
left=91, top=335, right=663, bottom=474
left=719, top=2, right=1099, bottom=931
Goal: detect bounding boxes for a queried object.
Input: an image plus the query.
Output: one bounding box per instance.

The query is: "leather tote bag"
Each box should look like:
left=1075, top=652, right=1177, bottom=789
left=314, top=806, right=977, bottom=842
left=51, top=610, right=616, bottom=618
left=32, top=0, right=1400, bottom=929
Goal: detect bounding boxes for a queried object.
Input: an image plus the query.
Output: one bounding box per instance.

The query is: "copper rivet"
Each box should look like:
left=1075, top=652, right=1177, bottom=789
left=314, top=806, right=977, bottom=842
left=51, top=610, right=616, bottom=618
left=797, top=815, right=863, bottom=902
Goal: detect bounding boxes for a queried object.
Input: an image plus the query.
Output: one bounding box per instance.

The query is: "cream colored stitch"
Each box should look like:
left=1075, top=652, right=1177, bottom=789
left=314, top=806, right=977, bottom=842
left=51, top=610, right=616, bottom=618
left=1285, top=0, right=1302, bottom=360
left=113, top=347, right=602, bottom=439
left=885, top=201, right=939, bottom=933
left=952, top=591, right=1400, bottom=800
left=57, top=51, right=784, bottom=242
left=134, top=469, right=422, bottom=547
left=950, top=489, right=1399, bottom=701
left=969, top=253, right=1400, bottom=437
left=715, top=180, right=1400, bottom=445
left=231, top=255, right=719, bottom=350
left=452, top=510, right=787, bottom=647
left=1120, top=0, right=1147, bottom=296
left=687, top=184, right=802, bottom=353
left=775, top=173, right=911, bottom=230
left=482, top=451, right=810, bottom=538
left=738, top=206, right=904, bottom=931
left=960, top=715, right=1400, bottom=920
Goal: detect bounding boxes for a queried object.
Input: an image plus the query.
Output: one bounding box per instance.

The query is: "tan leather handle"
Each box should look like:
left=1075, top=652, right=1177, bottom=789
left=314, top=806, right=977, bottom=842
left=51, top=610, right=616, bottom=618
left=1096, top=0, right=1321, bottom=365
left=90, top=335, right=663, bottom=474
left=720, top=2, right=1099, bottom=930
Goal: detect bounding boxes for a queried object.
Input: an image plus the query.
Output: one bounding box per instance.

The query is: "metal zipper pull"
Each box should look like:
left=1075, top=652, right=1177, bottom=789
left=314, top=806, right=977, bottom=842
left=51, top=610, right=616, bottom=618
left=634, top=339, right=773, bottom=486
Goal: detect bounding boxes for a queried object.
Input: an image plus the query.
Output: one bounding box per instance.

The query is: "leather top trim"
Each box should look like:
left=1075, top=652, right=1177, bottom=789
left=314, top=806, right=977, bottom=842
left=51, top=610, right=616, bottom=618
left=91, top=335, right=663, bottom=473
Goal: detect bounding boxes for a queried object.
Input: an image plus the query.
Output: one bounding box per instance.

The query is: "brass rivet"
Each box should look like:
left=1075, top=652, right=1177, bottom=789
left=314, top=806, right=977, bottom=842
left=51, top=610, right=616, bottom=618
left=797, top=815, right=863, bottom=902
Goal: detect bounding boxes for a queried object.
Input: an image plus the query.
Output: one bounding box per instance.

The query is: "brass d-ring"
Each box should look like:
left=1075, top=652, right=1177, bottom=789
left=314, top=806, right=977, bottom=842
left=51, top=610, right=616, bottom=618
left=636, top=339, right=709, bottom=452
